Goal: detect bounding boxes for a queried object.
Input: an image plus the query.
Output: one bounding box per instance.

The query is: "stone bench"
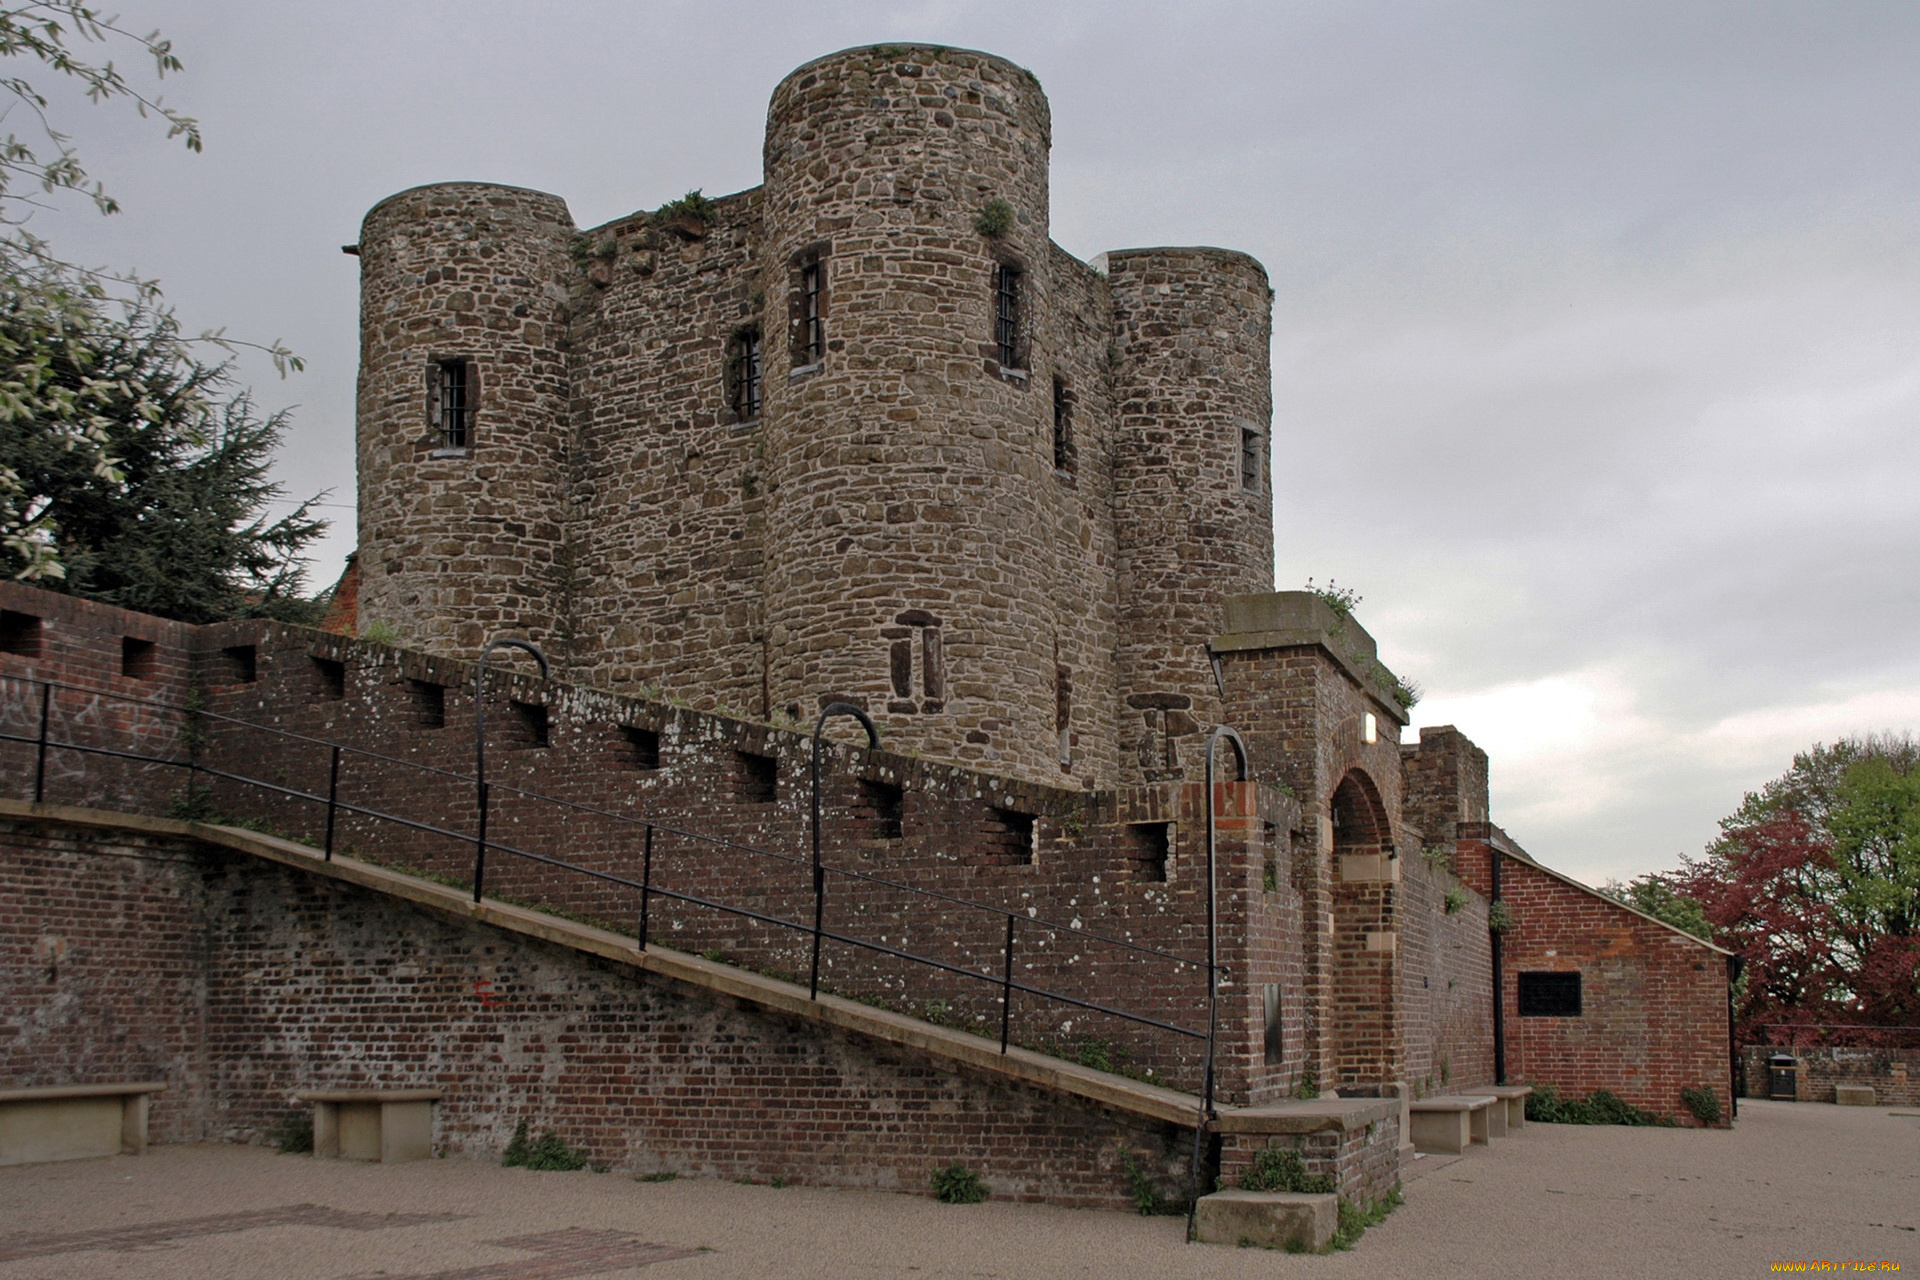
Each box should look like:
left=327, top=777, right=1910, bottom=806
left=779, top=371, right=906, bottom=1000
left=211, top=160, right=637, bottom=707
left=1194, top=1189, right=1339, bottom=1251
left=1834, top=1084, right=1876, bottom=1106
left=1483, top=1084, right=1533, bottom=1134
left=297, top=1089, right=441, bottom=1162
left=0, top=1082, right=166, bottom=1166
left=1408, top=1095, right=1498, bottom=1155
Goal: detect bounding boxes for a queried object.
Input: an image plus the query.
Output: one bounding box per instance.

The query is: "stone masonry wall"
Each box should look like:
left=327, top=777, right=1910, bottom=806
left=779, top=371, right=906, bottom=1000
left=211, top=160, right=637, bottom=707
left=355, top=183, right=577, bottom=661
left=0, top=816, right=1195, bottom=1209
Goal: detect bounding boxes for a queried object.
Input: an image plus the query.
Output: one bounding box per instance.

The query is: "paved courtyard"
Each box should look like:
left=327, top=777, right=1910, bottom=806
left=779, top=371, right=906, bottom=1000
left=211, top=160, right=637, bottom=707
left=1, top=1100, right=1912, bottom=1279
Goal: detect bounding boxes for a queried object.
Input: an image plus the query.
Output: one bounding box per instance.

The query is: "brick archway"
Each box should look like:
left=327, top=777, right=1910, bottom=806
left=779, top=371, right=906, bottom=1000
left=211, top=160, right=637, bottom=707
left=1329, top=768, right=1400, bottom=1090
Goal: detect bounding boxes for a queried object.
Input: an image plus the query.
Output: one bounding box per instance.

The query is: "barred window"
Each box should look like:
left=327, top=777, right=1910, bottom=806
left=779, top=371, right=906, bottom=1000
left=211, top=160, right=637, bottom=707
left=994, top=263, right=1022, bottom=369
left=727, top=326, right=763, bottom=422
left=432, top=359, right=473, bottom=450
left=797, top=258, right=824, bottom=366
left=1240, top=425, right=1263, bottom=492
left=1517, top=971, right=1583, bottom=1017
left=1052, top=377, right=1073, bottom=470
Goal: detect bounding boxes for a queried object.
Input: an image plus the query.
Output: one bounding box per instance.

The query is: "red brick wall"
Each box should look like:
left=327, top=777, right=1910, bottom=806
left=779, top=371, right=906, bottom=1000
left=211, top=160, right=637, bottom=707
left=1456, top=834, right=1732, bottom=1125
left=0, top=815, right=1196, bottom=1208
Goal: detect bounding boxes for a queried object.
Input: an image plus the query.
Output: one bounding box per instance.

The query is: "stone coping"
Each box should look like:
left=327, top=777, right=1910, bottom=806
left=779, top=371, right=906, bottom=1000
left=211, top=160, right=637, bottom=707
left=1213, top=1096, right=1398, bottom=1135
left=1409, top=1094, right=1497, bottom=1112
left=0, top=1083, right=166, bottom=1103
left=296, top=1091, right=443, bottom=1104
left=1484, top=1084, right=1534, bottom=1099
left=0, top=800, right=1205, bottom=1132
left=1209, top=591, right=1409, bottom=725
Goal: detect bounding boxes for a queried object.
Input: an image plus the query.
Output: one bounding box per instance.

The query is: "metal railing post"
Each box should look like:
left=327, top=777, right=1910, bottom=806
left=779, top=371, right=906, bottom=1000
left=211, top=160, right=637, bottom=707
left=638, top=824, right=655, bottom=951
left=473, top=636, right=550, bottom=904
left=323, top=744, right=341, bottom=861
left=810, top=701, right=881, bottom=1000
left=1000, top=913, right=1017, bottom=1053
left=33, top=681, right=51, bottom=803
left=1188, top=723, right=1250, bottom=1238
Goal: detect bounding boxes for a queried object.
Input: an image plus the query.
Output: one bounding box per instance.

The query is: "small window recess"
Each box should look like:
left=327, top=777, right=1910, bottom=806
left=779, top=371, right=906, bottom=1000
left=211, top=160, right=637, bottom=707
left=993, top=262, right=1024, bottom=374
left=311, top=656, right=346, bottom=701
left=217, top=645, right=257, bottom=685
left=1238, top=421, right=1265, bottom=494
left=1054, top=662, right=1073, bottom=771
left=1517, top=971, right=1583, bottom=1017
left=737, top=750, right=778, bottom=804
left=1263, top=983, right=1285, bottom=1066
left=726, top=325, right=763, bottom=424
left=979, top=807, right=1036, bottom=866
left=859, top=778, right=904, bottom=840
left=1127, top=821, right=1171, bottom=882
left=408, top=679, right=446, bottom=729
left=428, top=358, right=475, bottom=455
left=622, top=725, right=661, bottom=770
left=1051, top=377, right=1075, bottom=473
left=120, top=637, right=158, bottom=681
left=0, top=610, right=43, bottom=657
left=507, top=700, right=550, bottom=749
left=884, top=611, right=945, bottom=715
left=791, top=251, right=826, bottom=370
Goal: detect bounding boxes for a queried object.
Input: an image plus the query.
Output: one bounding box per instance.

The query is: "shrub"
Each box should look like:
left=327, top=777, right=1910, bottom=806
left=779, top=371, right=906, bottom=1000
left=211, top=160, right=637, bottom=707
left=1123, top=1154, right=1186, bottom=1216
left=502, top=1119, right=588, bottom=1171
left=931, top=1162, right=988, bottom=1204
left=973, top=198, right=1015, bottom=238
left=272, top=1110, right=313, bottom=1154
left=1526, top=1084, right=1671, bottom=1127
left=1443, top=886, right=1470, bottom=915
left=1679, top=1085, right=1723, bottom=1126
left=1239, top=1147, right=1335, bottom=1195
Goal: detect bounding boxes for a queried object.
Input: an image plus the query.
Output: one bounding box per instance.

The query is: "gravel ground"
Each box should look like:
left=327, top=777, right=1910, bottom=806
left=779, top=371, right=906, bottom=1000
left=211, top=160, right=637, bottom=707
left=0, top=1099, right=1913, bottom=1279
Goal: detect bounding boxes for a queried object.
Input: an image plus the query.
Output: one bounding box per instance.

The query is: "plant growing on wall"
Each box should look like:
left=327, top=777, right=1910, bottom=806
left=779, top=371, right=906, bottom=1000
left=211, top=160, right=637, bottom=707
left=973, top=198, right=1015, bottom=238
left=1443, top=886, right=1470, bottom=915
left=652, top=189, right=717, bottom=237
left=931, top=1162, right=988, bottom=1203
left=1487, top=899, right=1515, bottom=933
left=1239, top=1146, right=1334, bottom=1195
left=1303, top=577, right=1361, bottom=620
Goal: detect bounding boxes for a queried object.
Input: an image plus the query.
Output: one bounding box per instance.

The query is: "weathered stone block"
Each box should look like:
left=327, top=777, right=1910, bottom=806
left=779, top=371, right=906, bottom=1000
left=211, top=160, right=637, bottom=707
left=1193, top=1189, right=1337, bottom=1251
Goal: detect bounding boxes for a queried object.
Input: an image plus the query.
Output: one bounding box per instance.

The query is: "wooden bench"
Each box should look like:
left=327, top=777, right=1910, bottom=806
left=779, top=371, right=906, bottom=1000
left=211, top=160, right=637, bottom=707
left=1407, top=1095, right=1498, bottom=1155
left=0, top=1082, right=165, bottom=1166
left=1484, top=1084, right=1533, bottom=1132
left=297, top=1089, right=441, bottom=1162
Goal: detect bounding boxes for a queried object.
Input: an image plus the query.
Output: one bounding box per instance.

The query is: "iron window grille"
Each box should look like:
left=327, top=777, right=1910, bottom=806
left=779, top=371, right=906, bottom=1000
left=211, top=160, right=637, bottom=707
left=798, top=260, right=824, bottom=366
left=435, top=360, right=472, bottom=450
left=1239, top=426, right=1262, bottom=492
left=994, top=263, right=1022, bottom=369
left=729, top=326, right=763, bottom=421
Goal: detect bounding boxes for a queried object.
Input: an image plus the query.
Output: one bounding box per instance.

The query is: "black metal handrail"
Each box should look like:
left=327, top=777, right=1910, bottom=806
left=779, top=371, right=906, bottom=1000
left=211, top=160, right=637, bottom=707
left=2, top=671, right=1215, bottom=1068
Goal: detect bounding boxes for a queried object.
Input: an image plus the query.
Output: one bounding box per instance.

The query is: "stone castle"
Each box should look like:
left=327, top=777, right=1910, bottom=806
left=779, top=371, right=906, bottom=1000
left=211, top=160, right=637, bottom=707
left=354, top=43, right=1277, bottom=789
left=0, top=43, right=1736, bottom=1211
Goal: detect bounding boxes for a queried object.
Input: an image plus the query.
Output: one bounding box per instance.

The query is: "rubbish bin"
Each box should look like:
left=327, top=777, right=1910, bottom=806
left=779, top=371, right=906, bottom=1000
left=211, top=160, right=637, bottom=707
left=1767, top=1054, right=1798, bottom=1101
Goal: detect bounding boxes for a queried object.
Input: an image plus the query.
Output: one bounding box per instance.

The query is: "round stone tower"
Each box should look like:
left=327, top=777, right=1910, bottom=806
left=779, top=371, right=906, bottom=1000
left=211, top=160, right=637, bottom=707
left=1106, top=247, right=1276, bottom=782
left=758, top=45, right=1080, bottom=782
left=354, top=182, right=576, bottom=659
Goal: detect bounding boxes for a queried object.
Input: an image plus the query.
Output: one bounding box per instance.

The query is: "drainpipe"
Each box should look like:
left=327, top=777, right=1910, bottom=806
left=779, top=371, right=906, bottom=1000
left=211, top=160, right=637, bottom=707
left=1490, top=841, right=1507, bottom=1085
left=1727, top=954, right=1745, bottom=1120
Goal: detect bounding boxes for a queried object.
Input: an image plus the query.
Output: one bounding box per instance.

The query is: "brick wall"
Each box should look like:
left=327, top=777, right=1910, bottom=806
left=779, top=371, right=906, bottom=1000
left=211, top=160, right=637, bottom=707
left=1741, top=1045, right=1917, bottom=1106
left=0, top=815, right=1195, bottom=1208
left=1456, top=829, right=1733, bottom=1125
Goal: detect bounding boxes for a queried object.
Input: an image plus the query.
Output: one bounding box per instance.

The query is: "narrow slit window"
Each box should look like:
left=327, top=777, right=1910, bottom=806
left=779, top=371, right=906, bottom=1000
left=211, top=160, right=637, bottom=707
left=727, top=326, right=763, bottom=422
left=994, top=263, right=1022, bottom=368
left=1239, top=426, right=1263, bottom=492
left=434, top=360, right=472, bottom=450
left=1051, top=377, right=1072, bottom=470
left=797, top=259, right=824, bottom=366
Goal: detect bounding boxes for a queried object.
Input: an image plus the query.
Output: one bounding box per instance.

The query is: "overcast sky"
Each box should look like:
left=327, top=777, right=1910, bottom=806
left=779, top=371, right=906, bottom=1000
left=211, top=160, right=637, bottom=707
left=29, top=0, right=1920, bottom=886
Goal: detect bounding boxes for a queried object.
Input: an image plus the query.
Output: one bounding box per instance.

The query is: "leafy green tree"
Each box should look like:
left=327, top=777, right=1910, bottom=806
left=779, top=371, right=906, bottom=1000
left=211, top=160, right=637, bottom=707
left=1600, top=874, right=1713, bottom=942
left=0, top=3, right=316, bottom=603
left=1652, top=735, right=1920, bottom=1038
left=2, top=280, right=323, bottom=619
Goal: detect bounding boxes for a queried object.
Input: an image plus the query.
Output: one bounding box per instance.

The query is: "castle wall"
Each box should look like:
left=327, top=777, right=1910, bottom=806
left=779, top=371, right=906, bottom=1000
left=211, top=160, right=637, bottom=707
left=564, top=190, right=769, bottom=713
left=1108, top=249, right=1275, bottom=785
left=0, top=815, right=1195, bottom=1207
left=756, top=45, right=1104, bottom=785
left=355, top=183, right=577, bottom=661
